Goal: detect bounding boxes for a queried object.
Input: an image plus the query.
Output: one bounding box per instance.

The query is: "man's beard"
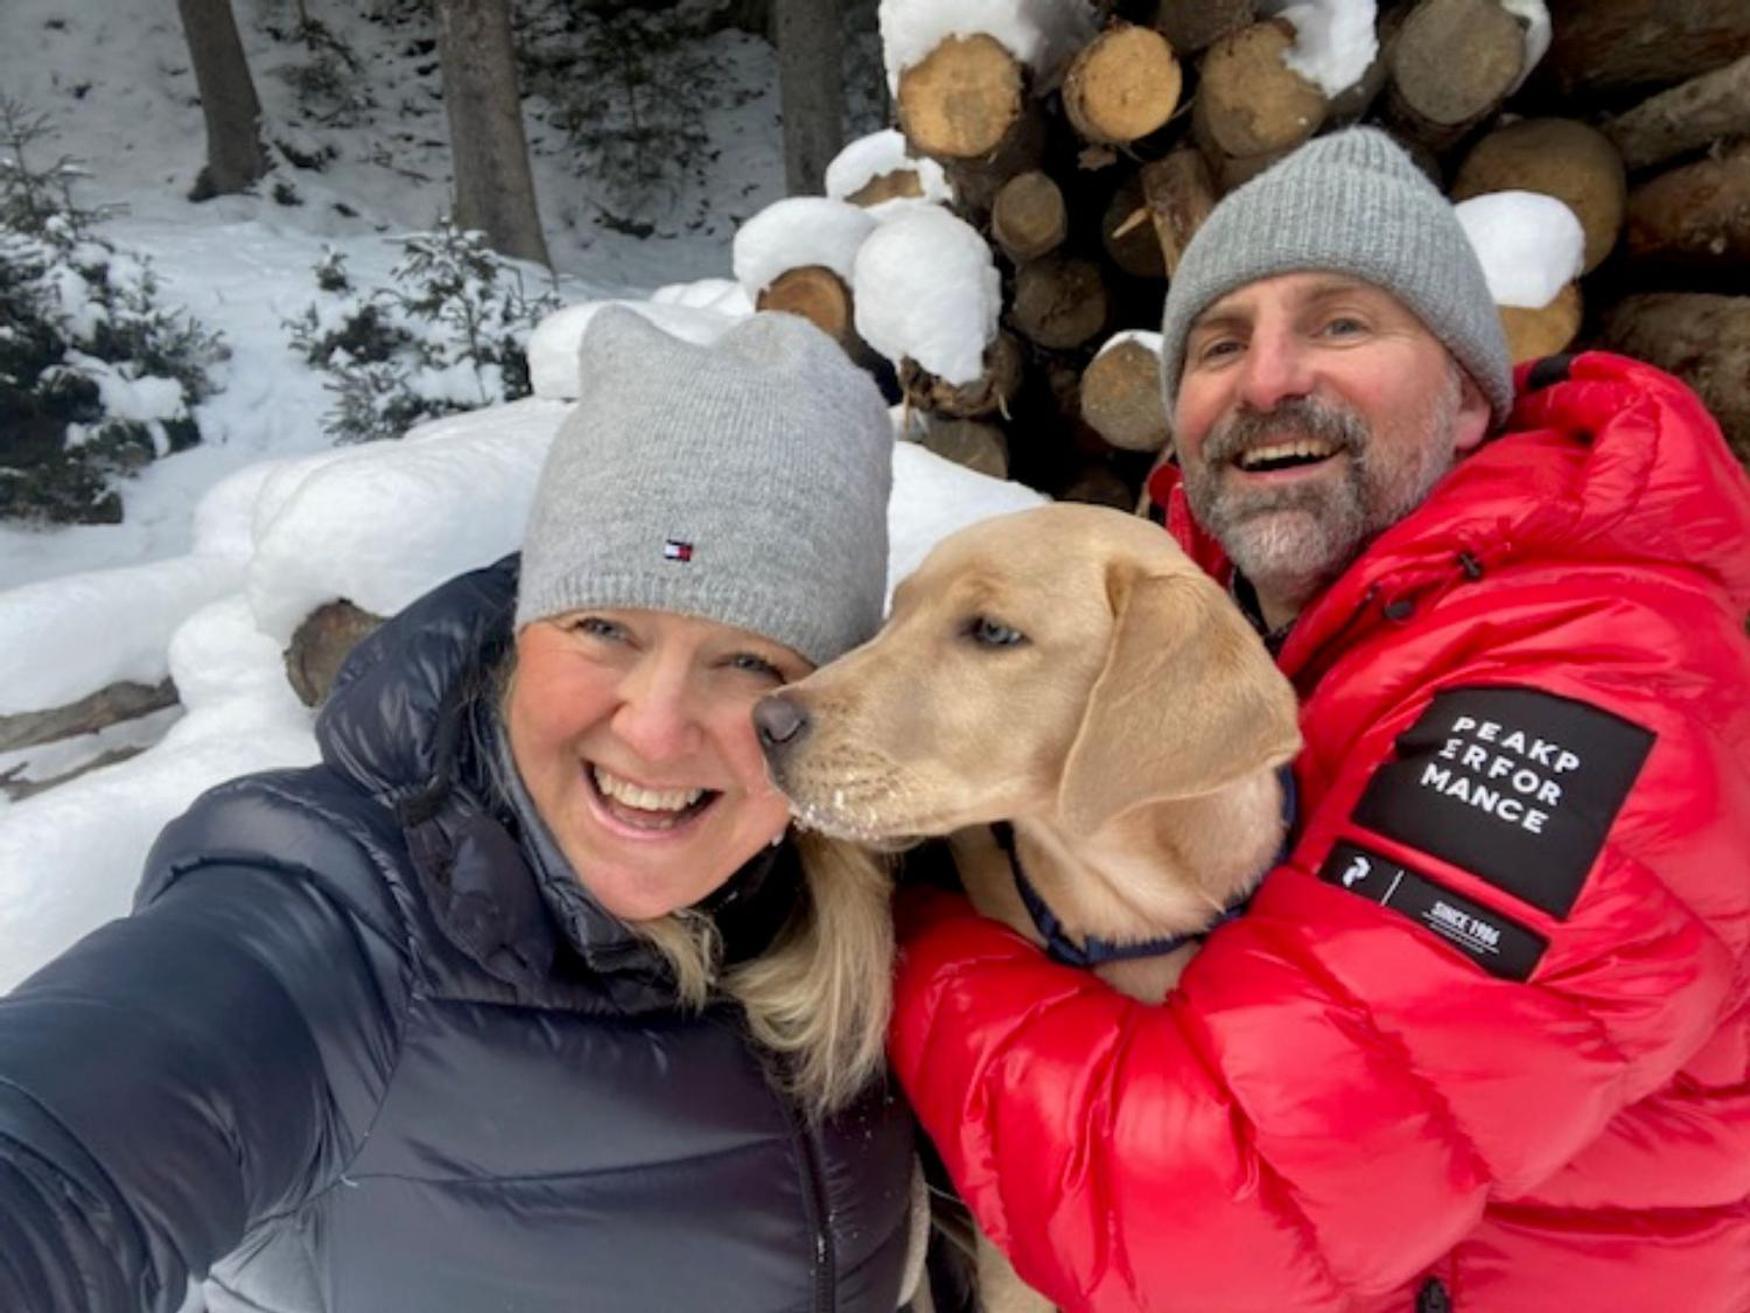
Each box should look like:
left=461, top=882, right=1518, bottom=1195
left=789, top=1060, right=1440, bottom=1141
left=1181, top=370, right=1463, bottom=615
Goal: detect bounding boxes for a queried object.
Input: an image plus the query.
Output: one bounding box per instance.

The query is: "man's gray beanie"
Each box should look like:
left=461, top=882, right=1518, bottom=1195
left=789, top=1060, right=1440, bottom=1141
left=515, top=307, right=893, bottom=666
left=1159, top=127, right=1514, bottom=426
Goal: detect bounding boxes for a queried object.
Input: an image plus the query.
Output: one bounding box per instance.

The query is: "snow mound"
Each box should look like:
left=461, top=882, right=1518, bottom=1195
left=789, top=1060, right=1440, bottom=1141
left=853, top=207, right=1001, bottom=385
left=1097, top=329, right=1164, bottom=358
left=1454, top=190, right=1585, bottom=309
left=825, top=130, right=954, bottom=214
left=528, top=300, right=743, bottom=400
left=732, top=197, right=879, bottom=300
left=1263, top=0, right=1379, bottom=97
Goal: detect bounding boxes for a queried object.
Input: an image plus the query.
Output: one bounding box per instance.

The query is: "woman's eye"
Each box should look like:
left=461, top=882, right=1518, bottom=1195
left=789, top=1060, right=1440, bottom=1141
left=572, top=616, right=626, bottom=642
left=729, top=652, right=783, bottom=680
left=968, top=616, right=1027, bottom=648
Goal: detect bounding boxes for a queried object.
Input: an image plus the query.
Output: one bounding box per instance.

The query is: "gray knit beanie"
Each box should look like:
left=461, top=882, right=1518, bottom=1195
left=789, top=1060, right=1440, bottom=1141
left=1160, top=127, right=1513, bottom=425
left=515, top=307, right=893, bottom=666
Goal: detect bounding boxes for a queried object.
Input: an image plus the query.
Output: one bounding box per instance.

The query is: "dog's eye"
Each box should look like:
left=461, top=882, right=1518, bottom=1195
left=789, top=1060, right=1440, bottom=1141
left=967, top=616, right=1027, bottom=648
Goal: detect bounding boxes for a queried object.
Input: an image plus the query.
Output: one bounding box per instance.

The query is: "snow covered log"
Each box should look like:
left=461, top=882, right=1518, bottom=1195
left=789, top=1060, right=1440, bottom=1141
left=896, top=34, right=1027, bottom=161
left=1623, top=141, right=1750, bottom=270
left=1604, top=54, right=1750, bottom=173
left=0, top=679, right=179, bottom=756
left=1081, top=335, right=1169, bottom=454
left=1385, top=0, right=1528, bottom=152
left=1193, top=20, right=1327, bottom=172
left=898, top=333, right=1025, bottom=421
left=1452, top=119, right=1627, bottom=273
left=757, top=266, right=862, bottom=350
left=285, top=600, right=383, bottom=708
left=1601, top=293, right=1750, bottom=465
left=1541, top=0, right=1750, bottom=101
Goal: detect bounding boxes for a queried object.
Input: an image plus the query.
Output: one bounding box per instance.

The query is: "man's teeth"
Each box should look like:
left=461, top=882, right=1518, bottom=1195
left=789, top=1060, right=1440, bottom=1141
left=593, top=767, right=704, bottom=813
left=1237, top=439, right=1337, bottom=470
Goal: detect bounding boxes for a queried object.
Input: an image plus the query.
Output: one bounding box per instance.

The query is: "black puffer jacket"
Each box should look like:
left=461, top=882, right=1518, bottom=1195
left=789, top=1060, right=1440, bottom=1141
left=0, top=559, right=916, bottom=1313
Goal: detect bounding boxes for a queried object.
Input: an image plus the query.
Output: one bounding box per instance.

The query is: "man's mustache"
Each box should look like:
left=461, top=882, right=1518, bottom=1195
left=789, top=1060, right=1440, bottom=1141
left=1202, top=397, right=1369, bottom=468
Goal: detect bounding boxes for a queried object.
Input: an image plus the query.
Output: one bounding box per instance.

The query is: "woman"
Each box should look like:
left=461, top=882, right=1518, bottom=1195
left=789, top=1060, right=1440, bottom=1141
left=0, top=308, right=921, bottom=1312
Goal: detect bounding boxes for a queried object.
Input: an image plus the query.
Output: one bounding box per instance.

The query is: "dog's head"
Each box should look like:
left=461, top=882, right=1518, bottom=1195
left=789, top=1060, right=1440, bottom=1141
left=756, top=503, right=1301, bottom=842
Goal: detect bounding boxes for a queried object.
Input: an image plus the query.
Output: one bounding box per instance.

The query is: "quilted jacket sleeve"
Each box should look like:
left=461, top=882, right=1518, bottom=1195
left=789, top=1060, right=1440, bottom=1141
left=0, top=864, right=406, bottom=1313
left=888, top=574, right=1750, bottom=1311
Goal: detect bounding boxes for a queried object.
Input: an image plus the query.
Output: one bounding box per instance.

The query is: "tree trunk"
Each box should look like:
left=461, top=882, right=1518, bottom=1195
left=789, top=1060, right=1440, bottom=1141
left=175, top=0, right=268, bottom=199
left=774, top=0, right=844, bottom=195
left=436, top=0, right=551, bottom=268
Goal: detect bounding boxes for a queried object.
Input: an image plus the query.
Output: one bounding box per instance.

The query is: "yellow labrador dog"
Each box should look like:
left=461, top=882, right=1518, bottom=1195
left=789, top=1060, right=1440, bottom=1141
left=756, top=502, right=1301, bottom=1313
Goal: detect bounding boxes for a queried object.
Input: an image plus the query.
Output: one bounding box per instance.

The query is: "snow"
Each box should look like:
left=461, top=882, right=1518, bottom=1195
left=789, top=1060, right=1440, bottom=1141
left=1258, top=0, right=1379, bottom=98
left=731, top=197, right=879, bottom=299
left=824, top=129, right=954, bottom=213
left=852, top=206, right=1001, bottom=384
left=878, top=0, right=1098, bottom=94
left=1098, top=329, right=1164, bottom=359
left=527, top=298, right=745, bottom=400
left=1500, top=0, right=1552, bottom=93
left=1453, top=190, right=1585, bottom=309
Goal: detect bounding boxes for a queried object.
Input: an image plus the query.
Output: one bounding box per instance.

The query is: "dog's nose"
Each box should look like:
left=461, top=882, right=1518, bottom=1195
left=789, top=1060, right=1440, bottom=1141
left=753, top=693, right=810, bottom=757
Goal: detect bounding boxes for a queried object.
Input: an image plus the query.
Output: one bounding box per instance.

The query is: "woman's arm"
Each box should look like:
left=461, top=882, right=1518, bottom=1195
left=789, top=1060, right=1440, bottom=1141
left=0, top=865, right=406, bottom=1312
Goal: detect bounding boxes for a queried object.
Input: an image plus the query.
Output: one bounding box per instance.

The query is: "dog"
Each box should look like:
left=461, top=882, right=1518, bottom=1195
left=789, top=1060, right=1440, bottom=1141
left=756, top=502, right=1302, bottom=1312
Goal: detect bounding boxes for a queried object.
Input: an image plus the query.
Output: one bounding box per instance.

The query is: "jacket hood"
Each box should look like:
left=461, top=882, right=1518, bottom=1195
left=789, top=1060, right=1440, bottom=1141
left=1149, top=352, right=1750, bottom=678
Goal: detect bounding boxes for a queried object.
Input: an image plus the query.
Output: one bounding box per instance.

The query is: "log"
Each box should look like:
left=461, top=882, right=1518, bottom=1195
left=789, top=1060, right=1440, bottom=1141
left=1101, top=175, right=1166, bottom=280
left=1385, top=0, right=1525, bottom=152
left=1193, top=20, right=1327, bottom=163
left=991, top=170, right=1068, bottom=263
left=1542, top=0, right=1750, bottom=101
left=920, top=418, right=1010, bottom=479
left=1605, top=54, right=1750, bottom=173
left=1062, top=23, right=1182, bottom=147
left=757, top=265, right=857, bottom=344
left=845, top=168, right=925, bottom=208
left=1623, top=140, right=1750, bottom=268
left=936, top=108, right=1048, bottom=221
left=1153, top=0, right=1253, bottom=56
left=1081, top=339, right=1170, bottom=452
left=1499, top=283, right=1582, bottom=364
left=1060, top=464, right=1137, bottom=509
left=899, top=333, right=1025, bottom=420
left=896, top=34, right=1025, bottom=161
left=1011, top=256, right=1110, bottom=351
left=1452, top=120, right=1627, bottom=273
left=1601, top=292, right=1750, bottom=465
left=1140, top=148, right=1218, bottom=276
left=286, top=600, right=383, bottom=708
left=0, top=677, right=179, bottom=754
left=0, top=745, right=152, bottom=804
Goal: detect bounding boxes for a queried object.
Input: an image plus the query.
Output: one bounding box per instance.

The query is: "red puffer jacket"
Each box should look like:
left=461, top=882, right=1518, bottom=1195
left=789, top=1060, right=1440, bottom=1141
left=889, top=353, right=1750, bottom=1312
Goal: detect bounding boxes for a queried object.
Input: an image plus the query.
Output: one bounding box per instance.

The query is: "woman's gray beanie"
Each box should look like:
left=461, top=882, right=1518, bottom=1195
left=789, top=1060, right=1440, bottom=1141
left=1158, top=127, right=1514, bottom=426
left=515, top=307, right=893, bottom=667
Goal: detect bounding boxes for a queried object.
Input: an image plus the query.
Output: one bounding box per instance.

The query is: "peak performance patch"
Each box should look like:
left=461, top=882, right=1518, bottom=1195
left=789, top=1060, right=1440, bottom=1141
left=1353, top=687, right=1654, bottom=920
left=1320, top=841, right=1548, bottom=981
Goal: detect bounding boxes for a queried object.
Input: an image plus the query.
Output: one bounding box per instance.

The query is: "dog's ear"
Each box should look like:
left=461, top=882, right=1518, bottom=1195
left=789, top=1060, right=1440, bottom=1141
left=1057, top=569, right=1301, bottom=835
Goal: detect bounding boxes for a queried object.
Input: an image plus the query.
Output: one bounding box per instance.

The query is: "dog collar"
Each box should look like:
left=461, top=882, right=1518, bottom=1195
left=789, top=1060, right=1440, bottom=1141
left=998, top=765, right=1297, bottom=971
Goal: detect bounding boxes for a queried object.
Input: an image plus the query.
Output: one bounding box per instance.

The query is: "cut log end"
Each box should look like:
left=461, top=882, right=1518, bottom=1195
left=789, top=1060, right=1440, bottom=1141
left=920, top=418, right=1010, bottom=479
left=1011, top=257, right=1111, bottom=351
left=1063, top=23, right=1183, bottom=147
left=897, top=34, right=1025, bottom=161
left=1387, top=0, right=1525, bottom=148
left=286, top=600, right=384, bottom=708
left=1500, top=284, right=1583, bottom=365
left=1082, top=341, right=1170, bottom=452
left=1453, top=119, right=1627, bottom=275
left=845, top=169, right=925, bottom=208
left=992, top=171, right=1068, bottom=263
left=756, top=266, right=855, bottom=345
left=1194, top=20, right=1327, bottom=162
left=899, top=334, right=1024, bottom=421
left=1141, top=149, right=1218, bottom=275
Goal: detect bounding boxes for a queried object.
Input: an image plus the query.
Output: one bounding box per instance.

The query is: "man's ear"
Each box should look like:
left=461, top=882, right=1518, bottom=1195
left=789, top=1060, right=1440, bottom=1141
left=1453, top=368, right=1492, bottom=454
left=1056, top=569, right=1302, bottom=836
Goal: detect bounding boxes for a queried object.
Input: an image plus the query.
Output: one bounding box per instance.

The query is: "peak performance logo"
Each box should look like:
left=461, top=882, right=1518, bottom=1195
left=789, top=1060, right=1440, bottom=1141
left=1320, top=841, right=1548, bottom=980
left=1354, top=687, right=1654, bottom=919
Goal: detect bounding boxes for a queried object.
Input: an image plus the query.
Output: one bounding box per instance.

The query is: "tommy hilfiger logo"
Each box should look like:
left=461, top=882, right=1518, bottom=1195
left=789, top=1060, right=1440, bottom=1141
left=663, top=539, right=694, bottom=562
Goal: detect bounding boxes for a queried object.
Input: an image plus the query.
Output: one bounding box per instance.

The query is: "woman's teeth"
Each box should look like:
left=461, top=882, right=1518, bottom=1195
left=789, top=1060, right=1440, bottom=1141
left=592, top=766, right=704, bottom=814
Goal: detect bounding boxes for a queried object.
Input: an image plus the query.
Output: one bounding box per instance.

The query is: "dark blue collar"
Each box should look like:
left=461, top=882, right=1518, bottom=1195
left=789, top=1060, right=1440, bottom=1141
left=1001, top=765, right=1297, bottom=970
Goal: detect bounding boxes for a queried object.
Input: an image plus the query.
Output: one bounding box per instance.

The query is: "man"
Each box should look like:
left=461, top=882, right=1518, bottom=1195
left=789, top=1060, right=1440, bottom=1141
left=887, top=127, right=1750, bottom=1312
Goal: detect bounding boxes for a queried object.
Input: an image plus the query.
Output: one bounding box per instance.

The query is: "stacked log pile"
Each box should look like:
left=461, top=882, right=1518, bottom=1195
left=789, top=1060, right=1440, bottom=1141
left=752, top=0, right=1750, bottom=499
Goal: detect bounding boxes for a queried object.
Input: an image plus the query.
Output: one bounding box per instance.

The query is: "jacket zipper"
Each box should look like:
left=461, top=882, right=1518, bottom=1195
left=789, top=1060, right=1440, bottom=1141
left=779, top=1087, right=836, bottom=1312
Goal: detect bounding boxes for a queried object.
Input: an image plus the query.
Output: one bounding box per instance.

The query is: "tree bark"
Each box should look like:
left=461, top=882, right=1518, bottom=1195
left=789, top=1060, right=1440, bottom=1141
left=1605, top=54, right=1750, bottom=173
left=175, top=0, right=268, bottom=199
left=1623, top=140, right=1750, bottom=269
left=1542, top=0, right=1750, bottom=101
left=436, top=0, right=551, bottom=268
left=775, top=0, right=844, bottom=195
left=1601, top=293, right=1750, bottom=465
